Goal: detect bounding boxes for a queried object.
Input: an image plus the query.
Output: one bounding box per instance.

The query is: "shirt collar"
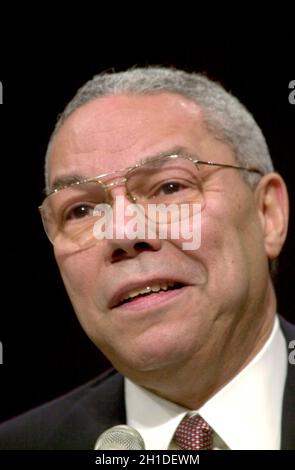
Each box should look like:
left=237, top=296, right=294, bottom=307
left=125, top=378, right=187, bottom=449
left=125, top=316, right=287, bottom=450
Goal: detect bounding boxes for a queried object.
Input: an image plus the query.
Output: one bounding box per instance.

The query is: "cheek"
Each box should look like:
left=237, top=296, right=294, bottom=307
left=168, top=202, right=234, bottom=264
left=54, top=247, right=103, bottom=310
left=205, top=198, right=267, bottom=297
left=171, top=193, right=264, bottom=289
left=55, top=248, right=113, bottom=349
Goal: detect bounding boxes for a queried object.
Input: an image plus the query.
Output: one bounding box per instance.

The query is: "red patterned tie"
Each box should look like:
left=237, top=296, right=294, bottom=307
left=174, top=414, right=214, bottom=450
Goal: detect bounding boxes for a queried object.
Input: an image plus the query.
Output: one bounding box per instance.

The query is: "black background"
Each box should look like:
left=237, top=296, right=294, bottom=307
left=0, top=28, right=294, bottom=423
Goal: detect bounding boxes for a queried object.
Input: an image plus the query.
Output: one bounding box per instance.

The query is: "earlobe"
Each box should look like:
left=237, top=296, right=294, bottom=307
left=255, top=173, right=289, bottom=259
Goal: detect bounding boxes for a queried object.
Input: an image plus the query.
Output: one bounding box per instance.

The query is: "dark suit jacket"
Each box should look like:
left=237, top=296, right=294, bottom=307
left=0, top=317, right=294, bottom=449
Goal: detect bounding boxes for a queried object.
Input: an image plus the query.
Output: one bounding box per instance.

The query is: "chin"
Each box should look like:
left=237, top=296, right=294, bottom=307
left=112, top=340, right=189, bottom=376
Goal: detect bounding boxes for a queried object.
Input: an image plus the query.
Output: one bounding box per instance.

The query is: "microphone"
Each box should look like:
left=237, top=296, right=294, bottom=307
left=94, top=425, right=145, bottom=450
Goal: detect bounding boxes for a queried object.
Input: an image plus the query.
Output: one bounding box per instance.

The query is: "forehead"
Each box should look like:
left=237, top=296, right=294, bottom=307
left=48, top=92, right=233, bottom=186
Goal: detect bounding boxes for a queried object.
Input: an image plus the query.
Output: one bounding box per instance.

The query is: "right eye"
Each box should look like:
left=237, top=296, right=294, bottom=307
left=65, top=203, right=95, bottom=220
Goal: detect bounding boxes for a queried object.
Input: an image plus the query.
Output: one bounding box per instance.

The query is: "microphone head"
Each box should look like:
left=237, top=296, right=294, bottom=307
left=94, top=425, right=145, bottom=450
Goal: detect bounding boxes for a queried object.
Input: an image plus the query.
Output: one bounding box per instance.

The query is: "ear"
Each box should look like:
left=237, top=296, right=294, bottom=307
left=254, top=173, right=289, bottom=259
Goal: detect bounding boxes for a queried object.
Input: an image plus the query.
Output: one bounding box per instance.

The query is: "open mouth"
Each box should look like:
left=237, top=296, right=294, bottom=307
left=116, top=281, right=185, bottom=307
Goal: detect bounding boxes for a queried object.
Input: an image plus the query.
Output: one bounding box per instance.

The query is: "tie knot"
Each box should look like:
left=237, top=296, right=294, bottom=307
left=174, top=414, right=214, bottom=450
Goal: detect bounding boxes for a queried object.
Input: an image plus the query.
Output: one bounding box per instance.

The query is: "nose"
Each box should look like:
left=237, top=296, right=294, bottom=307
left=103, top=188, right=162, bottom=262
left=109, top=239, right=162, bottom=263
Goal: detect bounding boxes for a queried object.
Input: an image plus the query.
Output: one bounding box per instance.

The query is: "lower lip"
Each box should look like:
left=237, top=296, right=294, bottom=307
left=113, top=286, right=189, bottom=312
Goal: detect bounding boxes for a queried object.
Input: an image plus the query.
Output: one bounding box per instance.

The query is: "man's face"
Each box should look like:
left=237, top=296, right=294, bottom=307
left=49, top=93, right=271, bottom=379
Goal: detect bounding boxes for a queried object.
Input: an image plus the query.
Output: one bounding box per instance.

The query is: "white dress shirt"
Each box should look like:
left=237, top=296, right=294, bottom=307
left=125, top=316, right=287, bottom=450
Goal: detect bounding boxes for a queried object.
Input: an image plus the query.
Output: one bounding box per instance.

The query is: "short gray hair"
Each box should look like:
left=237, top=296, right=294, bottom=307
left=45, top=66, right=274, bottom=190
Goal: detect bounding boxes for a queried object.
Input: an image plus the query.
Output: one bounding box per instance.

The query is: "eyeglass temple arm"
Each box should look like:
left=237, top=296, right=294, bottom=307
left=194, top=160, right=264, bottom=175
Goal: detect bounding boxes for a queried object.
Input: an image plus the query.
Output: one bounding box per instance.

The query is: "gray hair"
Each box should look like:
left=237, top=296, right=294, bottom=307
left=44, top=66, right=274, bottom=191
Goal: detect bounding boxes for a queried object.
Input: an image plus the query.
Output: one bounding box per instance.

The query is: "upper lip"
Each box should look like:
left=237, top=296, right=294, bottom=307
left=109, top=277, right=189, bottom=309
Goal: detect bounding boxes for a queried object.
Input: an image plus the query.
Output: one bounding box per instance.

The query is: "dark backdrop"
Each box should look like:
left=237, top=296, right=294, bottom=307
left=0, top=31, right=294, bottom=423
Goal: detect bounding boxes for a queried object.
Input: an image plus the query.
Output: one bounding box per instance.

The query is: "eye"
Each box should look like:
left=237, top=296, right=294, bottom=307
left=65, top=204, right=95, bottom=220
left=158, top=181, right=184, bottom=195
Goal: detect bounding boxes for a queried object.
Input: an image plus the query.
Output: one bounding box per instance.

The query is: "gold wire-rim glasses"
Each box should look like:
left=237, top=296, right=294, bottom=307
left=38, top=153, right=264, bottom=245
left=40, top=153, right=264, bottom=204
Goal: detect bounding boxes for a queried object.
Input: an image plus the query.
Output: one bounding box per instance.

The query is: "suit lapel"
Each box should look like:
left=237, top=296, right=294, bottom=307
left=279, top=317, right=295, bottom=450
left=80, top=319, right=295, bottom=449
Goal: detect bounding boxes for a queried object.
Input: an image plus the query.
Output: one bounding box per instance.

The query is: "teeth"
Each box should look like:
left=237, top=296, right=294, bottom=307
left=151, top=285, right=161, bottom=293
left=122, top=282, right=175, bottom=301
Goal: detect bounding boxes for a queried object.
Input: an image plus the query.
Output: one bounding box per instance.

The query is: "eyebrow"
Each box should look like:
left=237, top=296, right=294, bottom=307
left=140, top=146, right=194, bottom=164
left=47, top=145, right=196, bottom=195
left=47, top=173, right=88, bottom=195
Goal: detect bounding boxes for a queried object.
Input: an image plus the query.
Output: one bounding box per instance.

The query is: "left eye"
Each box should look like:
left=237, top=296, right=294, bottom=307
left=158, top=181, right=184, bottom=195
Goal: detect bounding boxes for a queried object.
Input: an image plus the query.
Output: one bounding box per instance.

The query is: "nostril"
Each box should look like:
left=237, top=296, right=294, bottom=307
left=134, top=242, right=154, bottom=252
left=111, top=242, right=156, bottom=262
left=112, top=248, right=127, bottom=262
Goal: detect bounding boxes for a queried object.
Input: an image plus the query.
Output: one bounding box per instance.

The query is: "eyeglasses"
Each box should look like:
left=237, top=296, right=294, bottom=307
left=39, top=153, right=263, bottom=249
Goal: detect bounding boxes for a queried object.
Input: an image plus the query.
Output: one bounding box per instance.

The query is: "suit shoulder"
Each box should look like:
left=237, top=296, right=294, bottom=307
left=279, top=316, right=295, bottom=342
left=0, top=369, right=124, bottom=449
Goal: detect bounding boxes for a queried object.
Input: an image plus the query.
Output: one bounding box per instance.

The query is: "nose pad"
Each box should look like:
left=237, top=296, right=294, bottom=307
left=102, top=177, right=129, bottom=203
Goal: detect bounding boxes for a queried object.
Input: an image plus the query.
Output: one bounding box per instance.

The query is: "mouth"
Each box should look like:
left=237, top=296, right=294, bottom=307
left=112, top=281, right=186, bottom=309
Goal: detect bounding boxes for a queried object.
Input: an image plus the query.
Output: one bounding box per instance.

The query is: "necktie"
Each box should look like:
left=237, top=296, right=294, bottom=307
left=174, top=414, right=214, bottom=450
